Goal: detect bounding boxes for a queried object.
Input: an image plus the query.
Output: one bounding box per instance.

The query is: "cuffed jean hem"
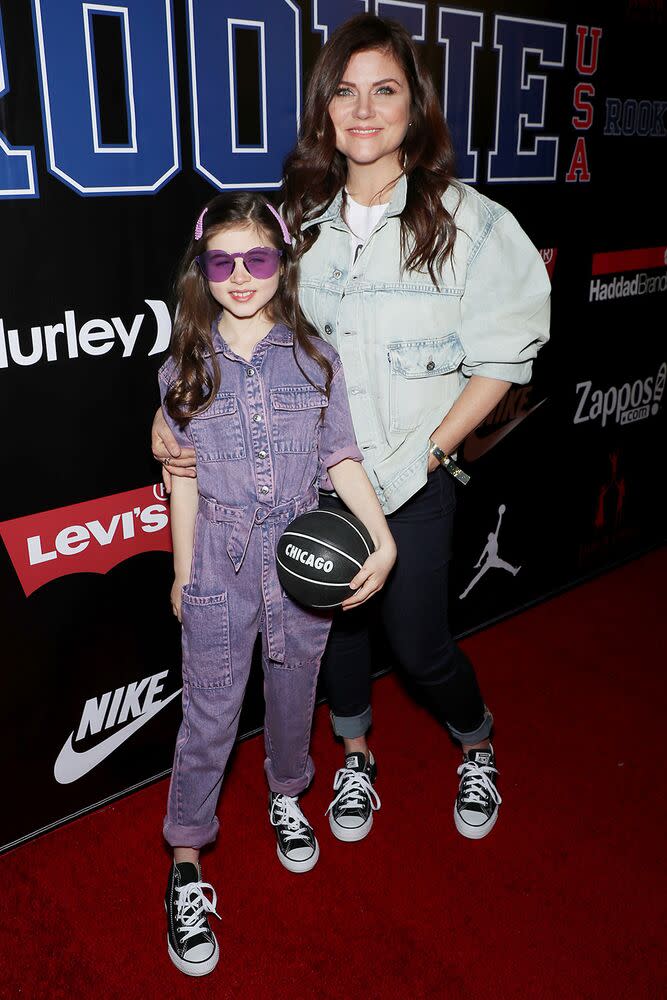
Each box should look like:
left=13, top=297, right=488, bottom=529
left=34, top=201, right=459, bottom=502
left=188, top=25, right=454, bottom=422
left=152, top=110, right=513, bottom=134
left=163, top=816, right=220, bottom=849
left=447, top=707, right=494, bottom=745
left=329, top=705, right=372, bottom=739
left=264, top=754, right=315, bottom=796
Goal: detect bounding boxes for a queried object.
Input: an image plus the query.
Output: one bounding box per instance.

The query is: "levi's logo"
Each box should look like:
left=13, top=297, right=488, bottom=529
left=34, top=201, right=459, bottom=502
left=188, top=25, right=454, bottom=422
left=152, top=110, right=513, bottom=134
left=0, top=484, right=172, bottom=596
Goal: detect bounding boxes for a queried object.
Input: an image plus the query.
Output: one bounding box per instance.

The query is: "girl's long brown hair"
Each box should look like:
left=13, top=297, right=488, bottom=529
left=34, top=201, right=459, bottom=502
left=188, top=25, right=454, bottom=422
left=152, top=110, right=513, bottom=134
left=282, top=14, right=460, bottom=285
left=164, top=192, right=333, bottom=425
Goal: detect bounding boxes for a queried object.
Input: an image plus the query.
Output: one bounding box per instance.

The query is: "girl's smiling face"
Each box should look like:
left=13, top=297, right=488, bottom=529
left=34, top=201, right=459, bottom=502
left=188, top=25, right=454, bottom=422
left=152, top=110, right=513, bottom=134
left=328, top=48, right=412, bottom=171
left=205, top=224, right=281, bottom=321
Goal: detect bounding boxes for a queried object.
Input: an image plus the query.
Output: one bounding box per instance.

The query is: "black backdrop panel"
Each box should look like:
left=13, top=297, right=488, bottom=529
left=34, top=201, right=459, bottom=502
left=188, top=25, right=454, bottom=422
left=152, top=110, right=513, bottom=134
left=1, top=0, right=665, bottom=851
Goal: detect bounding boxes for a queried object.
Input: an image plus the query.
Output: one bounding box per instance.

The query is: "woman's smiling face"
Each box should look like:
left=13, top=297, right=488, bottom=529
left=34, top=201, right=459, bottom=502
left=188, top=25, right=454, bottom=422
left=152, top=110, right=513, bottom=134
left=328, top=48, right=412, bottom=171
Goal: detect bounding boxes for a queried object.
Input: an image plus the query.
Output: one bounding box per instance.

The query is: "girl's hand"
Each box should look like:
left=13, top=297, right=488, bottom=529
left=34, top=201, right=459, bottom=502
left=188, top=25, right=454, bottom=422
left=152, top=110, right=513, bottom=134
left=152, top=407, right=197, bottom=492
left=170, top=577, right=188, bottom=623
left=341, top=539, right=397, bottom=611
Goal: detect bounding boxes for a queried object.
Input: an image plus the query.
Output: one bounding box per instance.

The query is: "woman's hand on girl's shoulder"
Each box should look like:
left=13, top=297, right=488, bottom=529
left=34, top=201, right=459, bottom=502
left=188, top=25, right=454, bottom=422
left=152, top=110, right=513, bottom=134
left=170, top=577, right=188, bottom=623
left=340, top=537, right=397, bottom=611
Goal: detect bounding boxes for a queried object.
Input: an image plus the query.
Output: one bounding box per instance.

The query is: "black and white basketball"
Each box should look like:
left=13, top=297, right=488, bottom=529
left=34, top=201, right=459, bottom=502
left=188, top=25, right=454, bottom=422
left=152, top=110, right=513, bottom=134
left=276, top=508, right=375, bottom=608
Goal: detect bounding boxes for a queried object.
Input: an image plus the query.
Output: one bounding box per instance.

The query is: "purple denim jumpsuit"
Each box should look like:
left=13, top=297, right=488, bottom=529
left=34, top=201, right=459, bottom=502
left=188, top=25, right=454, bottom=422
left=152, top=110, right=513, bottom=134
left=158, top=322, right=362, bottom=849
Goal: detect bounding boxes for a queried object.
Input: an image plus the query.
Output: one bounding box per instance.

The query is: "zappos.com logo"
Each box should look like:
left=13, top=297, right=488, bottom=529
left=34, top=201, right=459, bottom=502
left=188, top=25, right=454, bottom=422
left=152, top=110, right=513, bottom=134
left=574, top=361, right=666, bottom=428
left=0, top=300, right=171, bottom=369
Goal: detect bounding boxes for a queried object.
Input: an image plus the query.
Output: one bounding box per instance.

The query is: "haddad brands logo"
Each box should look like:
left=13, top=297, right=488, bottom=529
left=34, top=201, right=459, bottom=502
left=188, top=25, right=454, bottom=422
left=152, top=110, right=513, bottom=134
left=54, top=670, right=182, bottom=784
left=574, top=361, right=665, bottom=428
left=0, top=299, right=171, bottom=368
left=589, top=246, right=667, bottom=302
left=463, top=385, right=546, bottom=462
left=0, top=484, right=172, bottom=596
left=539, top=247, right=558, bottom=281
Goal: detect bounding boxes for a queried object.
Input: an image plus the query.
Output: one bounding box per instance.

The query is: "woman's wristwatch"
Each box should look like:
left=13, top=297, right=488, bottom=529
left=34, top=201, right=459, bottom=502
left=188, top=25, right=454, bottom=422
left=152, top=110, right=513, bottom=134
left=429, top=440, right=471, bottom=486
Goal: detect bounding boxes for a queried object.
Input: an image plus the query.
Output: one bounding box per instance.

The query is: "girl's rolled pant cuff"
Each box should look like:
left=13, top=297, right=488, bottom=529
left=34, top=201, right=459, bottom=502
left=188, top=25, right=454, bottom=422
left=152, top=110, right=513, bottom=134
left=264, top=754, right=315, bottom=797
left=447, top=707, right=494, bottom=745
left=163, top=816, right=220, bottom=850
left=329, top=706, right=372, bottom=739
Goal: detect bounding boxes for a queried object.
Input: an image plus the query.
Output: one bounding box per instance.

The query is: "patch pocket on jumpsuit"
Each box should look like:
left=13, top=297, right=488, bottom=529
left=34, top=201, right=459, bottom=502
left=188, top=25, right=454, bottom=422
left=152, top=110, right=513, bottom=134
left=270, top=386, right=328, bottom=454
left=387, top=334, right=464, bottom=433
left=180, top=587, right=232, bottom=688
left=190, top=392, right=246, bottom=461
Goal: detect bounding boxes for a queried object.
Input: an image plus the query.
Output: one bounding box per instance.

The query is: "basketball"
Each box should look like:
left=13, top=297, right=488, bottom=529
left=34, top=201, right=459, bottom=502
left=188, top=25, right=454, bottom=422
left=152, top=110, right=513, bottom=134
left=276, top=508, right=375, bottom=608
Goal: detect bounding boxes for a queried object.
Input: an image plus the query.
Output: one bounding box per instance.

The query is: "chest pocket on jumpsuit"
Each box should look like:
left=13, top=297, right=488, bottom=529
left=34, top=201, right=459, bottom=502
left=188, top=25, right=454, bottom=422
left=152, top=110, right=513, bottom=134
left=190, top=392, right=246, bottom=461
left=387, top=334, right=464, bottom=433
left=270, top=385, right=328, bottom=454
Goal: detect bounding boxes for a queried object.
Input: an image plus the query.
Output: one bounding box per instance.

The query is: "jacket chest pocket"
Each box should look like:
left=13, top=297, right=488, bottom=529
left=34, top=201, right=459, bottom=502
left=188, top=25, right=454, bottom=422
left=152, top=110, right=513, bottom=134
left=388, top=334, right=464, bottom=433
left=190, top=392, right=246, bottom=462
left=270, top=385, right=328, bottom=454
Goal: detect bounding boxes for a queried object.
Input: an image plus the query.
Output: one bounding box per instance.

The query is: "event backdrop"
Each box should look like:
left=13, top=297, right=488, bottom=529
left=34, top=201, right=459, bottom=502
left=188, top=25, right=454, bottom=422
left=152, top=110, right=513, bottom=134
left=1, top=0, right=665, bottom=852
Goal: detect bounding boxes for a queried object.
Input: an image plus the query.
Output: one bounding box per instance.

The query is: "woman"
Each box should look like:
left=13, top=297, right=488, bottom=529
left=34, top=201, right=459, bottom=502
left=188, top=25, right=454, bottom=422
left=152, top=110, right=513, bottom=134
left=153, top=14, right=550, bottom=845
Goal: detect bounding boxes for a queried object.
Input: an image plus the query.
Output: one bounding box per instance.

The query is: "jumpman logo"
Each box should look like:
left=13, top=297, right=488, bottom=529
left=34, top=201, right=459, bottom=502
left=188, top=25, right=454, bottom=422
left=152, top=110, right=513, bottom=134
left=459, top=504, right=521, bottom=600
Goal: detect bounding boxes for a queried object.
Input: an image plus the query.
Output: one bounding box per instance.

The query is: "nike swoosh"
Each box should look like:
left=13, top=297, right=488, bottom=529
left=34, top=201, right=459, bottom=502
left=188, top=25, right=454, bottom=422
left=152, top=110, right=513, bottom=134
left=53, top=688, right=182, bottom=785
left=463, top=399, right=546, bottom=462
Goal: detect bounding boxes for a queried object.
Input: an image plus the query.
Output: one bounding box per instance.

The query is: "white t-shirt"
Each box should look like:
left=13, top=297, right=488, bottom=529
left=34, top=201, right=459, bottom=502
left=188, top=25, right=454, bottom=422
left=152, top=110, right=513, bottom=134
left=344, top=192, right=389, bottom=266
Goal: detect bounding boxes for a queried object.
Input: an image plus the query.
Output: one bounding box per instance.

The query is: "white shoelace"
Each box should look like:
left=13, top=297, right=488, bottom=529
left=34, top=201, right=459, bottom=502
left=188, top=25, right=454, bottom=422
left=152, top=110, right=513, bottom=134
left=457, top=759, right=502, bottom=807
left=269, top=795, right=312, bottom=843
left=325, top=767, right=381, bottom=817
left=175, top=881, right=221, bottom=943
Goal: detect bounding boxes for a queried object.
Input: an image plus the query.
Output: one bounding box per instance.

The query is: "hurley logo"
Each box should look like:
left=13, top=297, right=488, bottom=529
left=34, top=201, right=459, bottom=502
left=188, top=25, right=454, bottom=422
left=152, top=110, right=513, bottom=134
left=0, top=484, right=172, bottom=596
left=0, top=299, right=171, bottom=368
left=54, top=670, right=181, bottom=784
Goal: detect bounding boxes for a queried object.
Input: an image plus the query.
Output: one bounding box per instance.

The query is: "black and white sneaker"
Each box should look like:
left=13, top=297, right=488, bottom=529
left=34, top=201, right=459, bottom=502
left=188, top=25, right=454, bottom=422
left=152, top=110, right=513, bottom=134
left=164, top=861, right=221, bottom=977
left=454, top=746, right=502, bottom=840
left=326, top=751, right=381, bottom=843
left=269, top=793, right=320, bottom=873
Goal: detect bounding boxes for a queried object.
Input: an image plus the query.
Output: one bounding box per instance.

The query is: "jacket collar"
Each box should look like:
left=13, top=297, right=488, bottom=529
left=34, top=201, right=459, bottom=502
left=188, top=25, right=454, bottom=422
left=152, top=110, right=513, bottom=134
left=204, top=321, right=294, bottom=357
left=301, top=172, right=408, bottom=231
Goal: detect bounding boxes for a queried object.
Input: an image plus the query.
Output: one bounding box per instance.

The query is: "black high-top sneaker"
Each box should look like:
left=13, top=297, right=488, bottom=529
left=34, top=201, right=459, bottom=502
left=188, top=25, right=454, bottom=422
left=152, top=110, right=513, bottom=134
left=454, top=746, right=502, bottom=840
left=269, top=792, right=320, bottom=873
left=326, top=751, right=381, bottom=842
left=164, top=861, right=220, bottom=976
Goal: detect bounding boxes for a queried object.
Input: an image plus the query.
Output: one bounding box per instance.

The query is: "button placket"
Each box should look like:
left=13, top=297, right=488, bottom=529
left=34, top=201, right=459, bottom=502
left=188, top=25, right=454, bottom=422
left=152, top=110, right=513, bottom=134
left=245, top=356, right=274, bottom=502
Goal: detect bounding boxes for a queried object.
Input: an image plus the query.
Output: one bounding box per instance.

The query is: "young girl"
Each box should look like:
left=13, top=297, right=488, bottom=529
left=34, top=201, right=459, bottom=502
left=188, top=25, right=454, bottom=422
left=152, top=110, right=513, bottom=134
left=158, top=192, right=396, bottom=977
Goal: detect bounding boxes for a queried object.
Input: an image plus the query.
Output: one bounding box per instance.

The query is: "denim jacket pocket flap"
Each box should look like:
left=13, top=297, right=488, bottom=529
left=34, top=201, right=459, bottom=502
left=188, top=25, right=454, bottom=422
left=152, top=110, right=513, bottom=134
left=388, top=335, right=464, bottom=379
left=271, top=386, right=329, bottom=411
left=197, top=392, right=238, bottom=419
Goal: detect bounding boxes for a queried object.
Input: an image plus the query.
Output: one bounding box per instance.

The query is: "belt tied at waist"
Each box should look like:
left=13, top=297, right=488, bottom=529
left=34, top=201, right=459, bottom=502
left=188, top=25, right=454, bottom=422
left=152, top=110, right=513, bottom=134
left=198, top=488, right=318, bottom=571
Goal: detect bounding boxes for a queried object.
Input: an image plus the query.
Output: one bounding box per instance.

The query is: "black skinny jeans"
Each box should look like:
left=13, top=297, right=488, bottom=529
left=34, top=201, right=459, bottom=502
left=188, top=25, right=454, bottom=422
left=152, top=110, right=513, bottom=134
left=320, top=468, right=492, bottom=744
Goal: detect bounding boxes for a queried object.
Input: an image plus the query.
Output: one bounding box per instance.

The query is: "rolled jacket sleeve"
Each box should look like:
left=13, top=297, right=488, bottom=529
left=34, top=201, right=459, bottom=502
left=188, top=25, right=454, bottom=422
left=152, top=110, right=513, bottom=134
left=459, top=210, right=551, bottom=385
left=158, top=360, right=194, bottom=450
left=318, top=361, right=364, bottom=491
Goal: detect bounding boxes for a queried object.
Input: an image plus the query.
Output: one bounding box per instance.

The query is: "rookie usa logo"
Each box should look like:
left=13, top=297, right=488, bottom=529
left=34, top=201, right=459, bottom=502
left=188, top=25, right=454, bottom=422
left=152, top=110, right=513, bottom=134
left=0, top=299, right=171, bottom=368
left=0, top=483, right=172, bottom=596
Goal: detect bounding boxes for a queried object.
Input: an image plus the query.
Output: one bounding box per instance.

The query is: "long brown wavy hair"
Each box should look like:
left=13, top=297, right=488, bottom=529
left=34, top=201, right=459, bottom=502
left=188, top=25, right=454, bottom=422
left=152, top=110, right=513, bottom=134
left=282, top=14, right=460, bottom=285
left=164, top=192, right=333, bottom=424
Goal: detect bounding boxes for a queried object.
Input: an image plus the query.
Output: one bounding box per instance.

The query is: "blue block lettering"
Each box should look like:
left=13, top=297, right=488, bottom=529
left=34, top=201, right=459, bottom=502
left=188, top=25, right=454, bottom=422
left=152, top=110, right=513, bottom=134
left=188, top=0, right=301, bottom=190
left=311, top=1, right=368, bottom=43
left=438, top=7, right=483, bottom=183
left=487, top=15, right=566, bottom=183
left=0, top=9, right=38, bottom=197
left=32, top=0, right=180, bottom=195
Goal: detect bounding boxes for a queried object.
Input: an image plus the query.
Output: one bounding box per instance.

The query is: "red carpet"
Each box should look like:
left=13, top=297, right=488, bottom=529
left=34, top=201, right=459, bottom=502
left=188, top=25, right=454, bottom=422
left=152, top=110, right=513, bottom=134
left=6, top=549, right=666, bottom=1000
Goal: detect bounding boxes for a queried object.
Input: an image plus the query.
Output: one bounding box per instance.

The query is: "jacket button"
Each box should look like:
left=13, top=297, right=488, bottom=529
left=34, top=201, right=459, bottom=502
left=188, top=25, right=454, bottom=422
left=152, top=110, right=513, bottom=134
left=258, top=450, right=267, bottom=459
left=426, top=360, right=435, bottom=371
left=252, top=413, right=262, bottom=423
left=333, top=269, right=342, bottom=279
left=324, top=324, right=333, bottom=335
left=246, top=366, right=255, bottom=376
left=260, top=485, right=269, bottom=494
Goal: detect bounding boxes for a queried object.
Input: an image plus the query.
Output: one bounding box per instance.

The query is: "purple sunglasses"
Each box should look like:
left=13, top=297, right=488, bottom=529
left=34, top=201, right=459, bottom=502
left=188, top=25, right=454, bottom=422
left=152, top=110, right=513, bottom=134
left=196, top=246, right=283, bottom=282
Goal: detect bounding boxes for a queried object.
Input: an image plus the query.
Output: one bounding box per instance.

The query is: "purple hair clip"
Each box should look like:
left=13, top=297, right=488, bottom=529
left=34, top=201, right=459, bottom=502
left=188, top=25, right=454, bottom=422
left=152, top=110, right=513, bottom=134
left=266, top=202, right=292, bottom=246
left=194, top=206, right=207, bottom=241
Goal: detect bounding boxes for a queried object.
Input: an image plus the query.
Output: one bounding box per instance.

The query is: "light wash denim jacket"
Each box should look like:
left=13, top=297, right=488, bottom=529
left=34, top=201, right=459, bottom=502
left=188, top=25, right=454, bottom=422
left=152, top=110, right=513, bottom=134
left=297, top=173, right=551, bottom=514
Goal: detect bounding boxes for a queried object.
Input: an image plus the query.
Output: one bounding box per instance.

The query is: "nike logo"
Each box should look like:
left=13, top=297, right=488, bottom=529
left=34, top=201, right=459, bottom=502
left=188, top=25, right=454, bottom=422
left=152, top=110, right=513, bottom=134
left=53, top=688, right=182, bottom=784
left=463, top=399, right=546, bottom=462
